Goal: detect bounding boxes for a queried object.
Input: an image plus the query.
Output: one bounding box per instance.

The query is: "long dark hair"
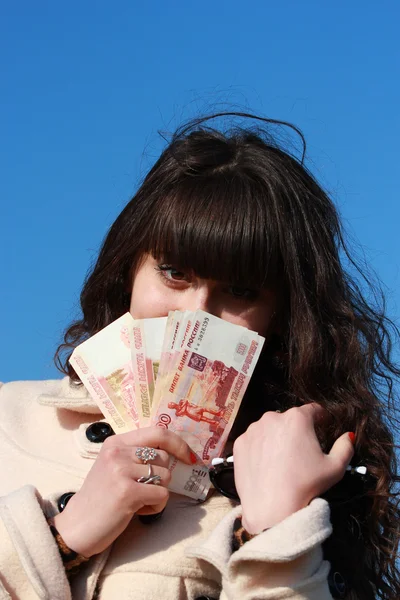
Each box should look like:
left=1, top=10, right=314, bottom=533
left=55, top=112, right=400, bottom=599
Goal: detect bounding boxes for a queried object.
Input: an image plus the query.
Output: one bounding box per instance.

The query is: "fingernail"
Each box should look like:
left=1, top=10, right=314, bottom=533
left=190, top=451, right=197, bottom=464
left=348, top=432, right=356, bottom=444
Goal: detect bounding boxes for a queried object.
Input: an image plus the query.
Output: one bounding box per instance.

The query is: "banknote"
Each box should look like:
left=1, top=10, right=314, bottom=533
left=70, top=313, right=140, bottom=432
left=151, top=311, right=182, bottom=412
left=157, top=312, right=176, bottom=381
left=165, top=311, right=195, bottom=377
left=163, top=311, right=184, bottom=375
left=152, top=310, right=265, bottom=464
left=71, top=310, right=265, bottom=500
left=167, top=458, right=210, bottom=500
left=151, top=310, right=196, bottom=418
left=130, top=317, right=167, bottom=426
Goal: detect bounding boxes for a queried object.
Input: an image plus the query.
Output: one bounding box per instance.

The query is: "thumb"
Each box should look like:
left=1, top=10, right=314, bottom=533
left=328, top=432, right=355, bottom=475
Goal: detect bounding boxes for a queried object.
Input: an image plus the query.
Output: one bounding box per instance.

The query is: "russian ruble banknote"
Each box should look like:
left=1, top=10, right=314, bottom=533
left=70, top=310, right=265, bottom=500
left=129, top=317, right=168, bottom=426
left=70, top=313, right=141, bottom=433
left=151, top=311, right=183, bottom=412
left=151, top=311, right=264, bottom=464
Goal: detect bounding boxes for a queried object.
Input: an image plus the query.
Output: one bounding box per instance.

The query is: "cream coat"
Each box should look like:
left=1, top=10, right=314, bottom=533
left=0, top=378, right=334, bottom=599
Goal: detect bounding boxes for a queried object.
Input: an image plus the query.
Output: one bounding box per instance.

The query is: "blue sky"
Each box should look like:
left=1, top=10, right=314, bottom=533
left=1, top=1, right=399, bottom=383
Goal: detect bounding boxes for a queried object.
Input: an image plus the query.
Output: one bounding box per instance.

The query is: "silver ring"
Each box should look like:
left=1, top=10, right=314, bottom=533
left=135, top=446, right=158, bottom=464
left=143, top=475, right=161, bottom=485
left=136, top=464, right=153, bottom=483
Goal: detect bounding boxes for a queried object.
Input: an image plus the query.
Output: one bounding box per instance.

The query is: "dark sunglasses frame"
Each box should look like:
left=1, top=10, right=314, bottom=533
left=209, top=461, right=240, bottom=501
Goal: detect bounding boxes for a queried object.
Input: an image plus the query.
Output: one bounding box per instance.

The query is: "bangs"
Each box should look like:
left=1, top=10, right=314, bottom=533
left=142, top=174, right=283, bottom=290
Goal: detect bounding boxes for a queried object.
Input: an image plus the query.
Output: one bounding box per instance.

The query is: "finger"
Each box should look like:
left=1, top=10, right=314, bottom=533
left=131, top=448, right=170, bottom=468
left=297, top=402, right=327, bottom=424
left=136, top=503, right=168, bottom=516
left=117, top=427, right=194, bottom=465
left=133, top=481, right=169, bottom=508
left=328, top=431, right=355, bottom=474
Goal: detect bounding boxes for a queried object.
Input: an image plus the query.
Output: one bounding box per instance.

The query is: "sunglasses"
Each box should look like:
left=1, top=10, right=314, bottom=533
left=209, top=457, right=239, bottom=501
left=208, top=455, right=368, bottom=503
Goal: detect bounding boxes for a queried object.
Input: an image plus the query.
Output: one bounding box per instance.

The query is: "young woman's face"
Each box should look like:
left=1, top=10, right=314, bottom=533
left=129, top=254, right=278, bottom=337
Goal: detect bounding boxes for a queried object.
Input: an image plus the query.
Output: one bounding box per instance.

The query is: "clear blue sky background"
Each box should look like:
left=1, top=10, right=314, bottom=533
left=1, top=1, right=399, bottom=384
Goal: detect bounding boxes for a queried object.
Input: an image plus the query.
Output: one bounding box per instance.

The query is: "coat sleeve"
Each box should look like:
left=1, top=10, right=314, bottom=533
left=0, top=485, right=72, bottom=600
left=186, top=498, right=333, bottom=600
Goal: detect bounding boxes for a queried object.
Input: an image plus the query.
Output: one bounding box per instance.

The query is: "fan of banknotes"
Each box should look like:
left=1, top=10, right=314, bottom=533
left=70, top=311, right=265, bottom=500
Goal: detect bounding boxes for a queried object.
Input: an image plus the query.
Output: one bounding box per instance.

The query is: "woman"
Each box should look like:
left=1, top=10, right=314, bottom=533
left=0, top=113, right=398, bottom=599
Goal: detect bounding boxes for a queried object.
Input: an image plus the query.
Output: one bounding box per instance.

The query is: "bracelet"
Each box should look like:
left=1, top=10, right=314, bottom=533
left=47, top=518, right=89, bottom=576
left=232, top=516, right=268, bottom=552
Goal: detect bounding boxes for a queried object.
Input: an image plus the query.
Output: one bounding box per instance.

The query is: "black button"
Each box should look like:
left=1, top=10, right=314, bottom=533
left=195, top=597, right=218, bottom=600
left=57, top=492, right=75, bottom=512
left=85, top=422, right=115, bottom=443
left=138, top=508, right=166, bottom=525
left=328, top=569, right=347, bottom=599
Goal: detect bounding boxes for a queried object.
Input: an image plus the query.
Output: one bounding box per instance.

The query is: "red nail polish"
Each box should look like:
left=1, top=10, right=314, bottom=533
left=190, top=451, right=197, bottom=464
left=348, top=432, right=356, bottom=444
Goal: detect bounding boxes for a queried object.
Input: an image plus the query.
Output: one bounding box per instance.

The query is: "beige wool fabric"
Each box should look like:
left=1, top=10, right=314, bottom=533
left=0, top=378, right=333, bottom=599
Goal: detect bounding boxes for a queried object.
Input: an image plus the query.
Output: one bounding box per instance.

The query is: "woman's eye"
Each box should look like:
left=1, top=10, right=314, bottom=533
left=157, top=265, right=188, bottom=282
left=228, top=286, right=259, bottom=300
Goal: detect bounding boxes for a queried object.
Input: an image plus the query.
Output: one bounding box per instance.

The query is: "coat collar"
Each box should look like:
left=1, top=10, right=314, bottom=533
left=37, top=377, right=102, bottom=414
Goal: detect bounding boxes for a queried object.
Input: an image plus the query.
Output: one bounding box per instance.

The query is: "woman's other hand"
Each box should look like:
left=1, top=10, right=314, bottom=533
left=233, top=404, right=355, bottom=534
left=53, top=427, right=193, bottom=557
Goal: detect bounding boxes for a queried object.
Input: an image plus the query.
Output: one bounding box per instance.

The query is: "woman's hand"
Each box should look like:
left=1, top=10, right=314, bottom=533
left=53, top=427, right=193, bottom=557
left=233, top=404, right=355, bottom=534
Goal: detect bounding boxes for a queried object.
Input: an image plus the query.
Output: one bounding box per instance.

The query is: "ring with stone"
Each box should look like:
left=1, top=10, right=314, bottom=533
left=135, top=446, right=158, bottom=464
